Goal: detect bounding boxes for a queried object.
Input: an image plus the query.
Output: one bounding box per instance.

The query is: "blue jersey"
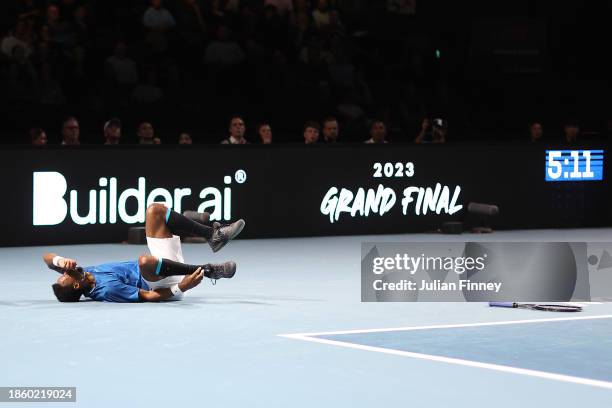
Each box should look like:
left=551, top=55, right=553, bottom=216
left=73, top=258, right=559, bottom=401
left=82, top=261, right=150, bottom=303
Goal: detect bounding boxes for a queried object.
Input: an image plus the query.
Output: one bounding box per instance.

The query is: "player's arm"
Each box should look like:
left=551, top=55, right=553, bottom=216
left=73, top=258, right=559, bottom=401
left=138, top=287, right=177, bottom=302
left=138, top=268, right=204, bottom=302
left=42, top=253, right=77, bottom=273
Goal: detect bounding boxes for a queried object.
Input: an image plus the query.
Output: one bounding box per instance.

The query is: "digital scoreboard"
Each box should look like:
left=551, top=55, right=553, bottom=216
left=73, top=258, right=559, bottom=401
left=545, top=150, right=604, bottom=182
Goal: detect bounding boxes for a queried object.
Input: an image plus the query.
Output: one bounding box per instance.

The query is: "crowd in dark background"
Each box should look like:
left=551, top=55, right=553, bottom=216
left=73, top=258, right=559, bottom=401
left=2, top=0, right=612, bottom=145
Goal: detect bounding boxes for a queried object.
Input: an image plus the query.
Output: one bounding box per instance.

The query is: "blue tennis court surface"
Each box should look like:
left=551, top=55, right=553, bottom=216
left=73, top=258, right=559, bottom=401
left=2, top=228, right=612, bottom=408
left=308, top=316, right=612, bottom=386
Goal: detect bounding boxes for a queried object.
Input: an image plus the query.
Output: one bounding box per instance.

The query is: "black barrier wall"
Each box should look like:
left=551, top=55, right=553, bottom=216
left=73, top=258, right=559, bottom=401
left=0, top=144, right=609, bottom=246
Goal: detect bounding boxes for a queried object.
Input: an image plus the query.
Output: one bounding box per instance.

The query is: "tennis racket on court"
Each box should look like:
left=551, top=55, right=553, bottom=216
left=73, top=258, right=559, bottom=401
left=489, top=302, right=582, bottom=312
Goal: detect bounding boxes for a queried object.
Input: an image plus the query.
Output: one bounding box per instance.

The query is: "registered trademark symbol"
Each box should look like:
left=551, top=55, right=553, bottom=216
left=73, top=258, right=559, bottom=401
left=235, top=170, right=247, bottom=184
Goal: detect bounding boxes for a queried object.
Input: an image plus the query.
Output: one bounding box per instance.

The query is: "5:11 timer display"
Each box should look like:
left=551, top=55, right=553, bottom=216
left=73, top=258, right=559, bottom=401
left=545, top=150, right=604, bottom=182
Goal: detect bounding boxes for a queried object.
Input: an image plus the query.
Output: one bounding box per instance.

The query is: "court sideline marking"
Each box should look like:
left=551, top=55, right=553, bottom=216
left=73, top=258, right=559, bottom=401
left=279, top=314, right=612, bottom=390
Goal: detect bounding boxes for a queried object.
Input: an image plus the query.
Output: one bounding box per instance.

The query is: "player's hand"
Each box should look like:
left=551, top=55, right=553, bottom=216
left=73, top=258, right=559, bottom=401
left=179, top=268, right=204, bottom=291
left=59, top=258, right=77, bottom=270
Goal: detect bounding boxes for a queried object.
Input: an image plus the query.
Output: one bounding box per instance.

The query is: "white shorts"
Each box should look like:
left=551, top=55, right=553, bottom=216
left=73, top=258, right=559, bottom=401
left=144, top=235, right=185, bottom=301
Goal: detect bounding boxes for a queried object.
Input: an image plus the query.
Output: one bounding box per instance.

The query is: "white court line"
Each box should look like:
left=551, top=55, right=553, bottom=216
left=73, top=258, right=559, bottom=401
left=279, top=314, right=612, bottom=390
left=566, top=302, right=604, bottom=306
left=281, top=314, right=612, bottom=337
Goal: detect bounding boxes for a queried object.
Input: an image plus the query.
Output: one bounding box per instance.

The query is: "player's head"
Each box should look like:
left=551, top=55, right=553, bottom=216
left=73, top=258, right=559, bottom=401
left=51, top=267, right=92, bottom=302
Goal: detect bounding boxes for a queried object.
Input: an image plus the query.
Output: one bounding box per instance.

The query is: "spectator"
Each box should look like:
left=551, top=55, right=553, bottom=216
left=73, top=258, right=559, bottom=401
left=61, top=117, right=80, bottom=145
left=45, top=4, right=73, bottom=50
left=143, top=0, right=176, bottom=29
left=35, top=24, right=55, bottom=64
left=207, top=0, right=226, bottom=24
left=292, top=11, right=313, bottom=52
left=415, top=118, right=446, bottom=143
left=72, top=5, right=91, bottom=46
left=312, top=0, right=331, bottom=28
left=365, top=120, right=388, bottom=144
left=529, top=121, right=543, bottom=143
left=221, top=117, right=248, bottom=144
left=257, top=123, right=273, bottom=144
left=257, top=5, right=289, bottom=54
left=71, top=4, right=91, bottom=77
left=414, top=118, right=430, bottom=143
left=563, top=121, right=580, bottom=144
left=303, top=120, right=320, bottom=144
left=7, top=44, right=37, bottom=100
left=294, top=0, right=311, bottom=15
left=30, top=128, right=47, bottom=146
left=1, top=19, right=33, bottom=59
left=176, top=0, right=207, bottom=50
left=178, top=133, right=193, bottom=145
left=225, top=0, right=240, bottom=13
left=431, top=118, right=447, bottom=143
left=387, top=0, right=416, bottom=15
left=59, top=0, right=79, bottom=17
left=16, top=0, right=41, bottom=22
left=138, top=122, right=155, bottom=144
left=38, top=62, right=65, bottom=106
left=37, top=23, right=51, bottom=45
left=104, top=118, right=122, bottom=145
left=326, top=9, right=346, bottom=36
left=335, top=90, right=366, bottom=123
left=46, top=4, right=60, bottom=27
left=105, top=41, right=139, bottom=87
left=143, top=0, right=176, bottom=53
left=204, top=25, right=246, bottom=67
left=131, top=69, right=164, bottom=104
left=265, top=0, right=293, bottom=16
left=322, top=117, right=339, bottom=143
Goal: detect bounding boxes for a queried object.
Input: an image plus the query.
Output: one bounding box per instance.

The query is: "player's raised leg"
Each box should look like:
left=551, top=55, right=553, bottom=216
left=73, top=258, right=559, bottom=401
left=145, top=203, right=174, bottom=239
left=145, top=203, right=245, bottom=252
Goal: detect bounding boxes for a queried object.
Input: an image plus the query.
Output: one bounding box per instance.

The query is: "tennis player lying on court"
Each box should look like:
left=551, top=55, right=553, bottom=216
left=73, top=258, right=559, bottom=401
left=44, top=203, right=245, bottom=303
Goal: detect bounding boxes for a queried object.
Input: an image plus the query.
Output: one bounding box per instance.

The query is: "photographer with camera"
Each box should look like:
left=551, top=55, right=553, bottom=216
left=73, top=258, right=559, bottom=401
left=415, top=117, right=447, bottom=144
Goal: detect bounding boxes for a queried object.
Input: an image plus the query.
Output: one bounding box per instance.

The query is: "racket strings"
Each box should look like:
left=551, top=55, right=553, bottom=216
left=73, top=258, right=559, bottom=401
left=530, top=304, right=583, bottom=312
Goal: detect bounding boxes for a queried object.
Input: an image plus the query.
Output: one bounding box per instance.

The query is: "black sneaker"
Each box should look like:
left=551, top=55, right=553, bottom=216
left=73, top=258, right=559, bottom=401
left=208, top=219, right=245, bottom=252
left=203, top=261, right=237, bottom=281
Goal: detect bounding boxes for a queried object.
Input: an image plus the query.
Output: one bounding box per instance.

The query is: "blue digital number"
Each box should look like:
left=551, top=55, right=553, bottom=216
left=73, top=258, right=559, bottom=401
left=545, top=150, right=604, bottom=181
